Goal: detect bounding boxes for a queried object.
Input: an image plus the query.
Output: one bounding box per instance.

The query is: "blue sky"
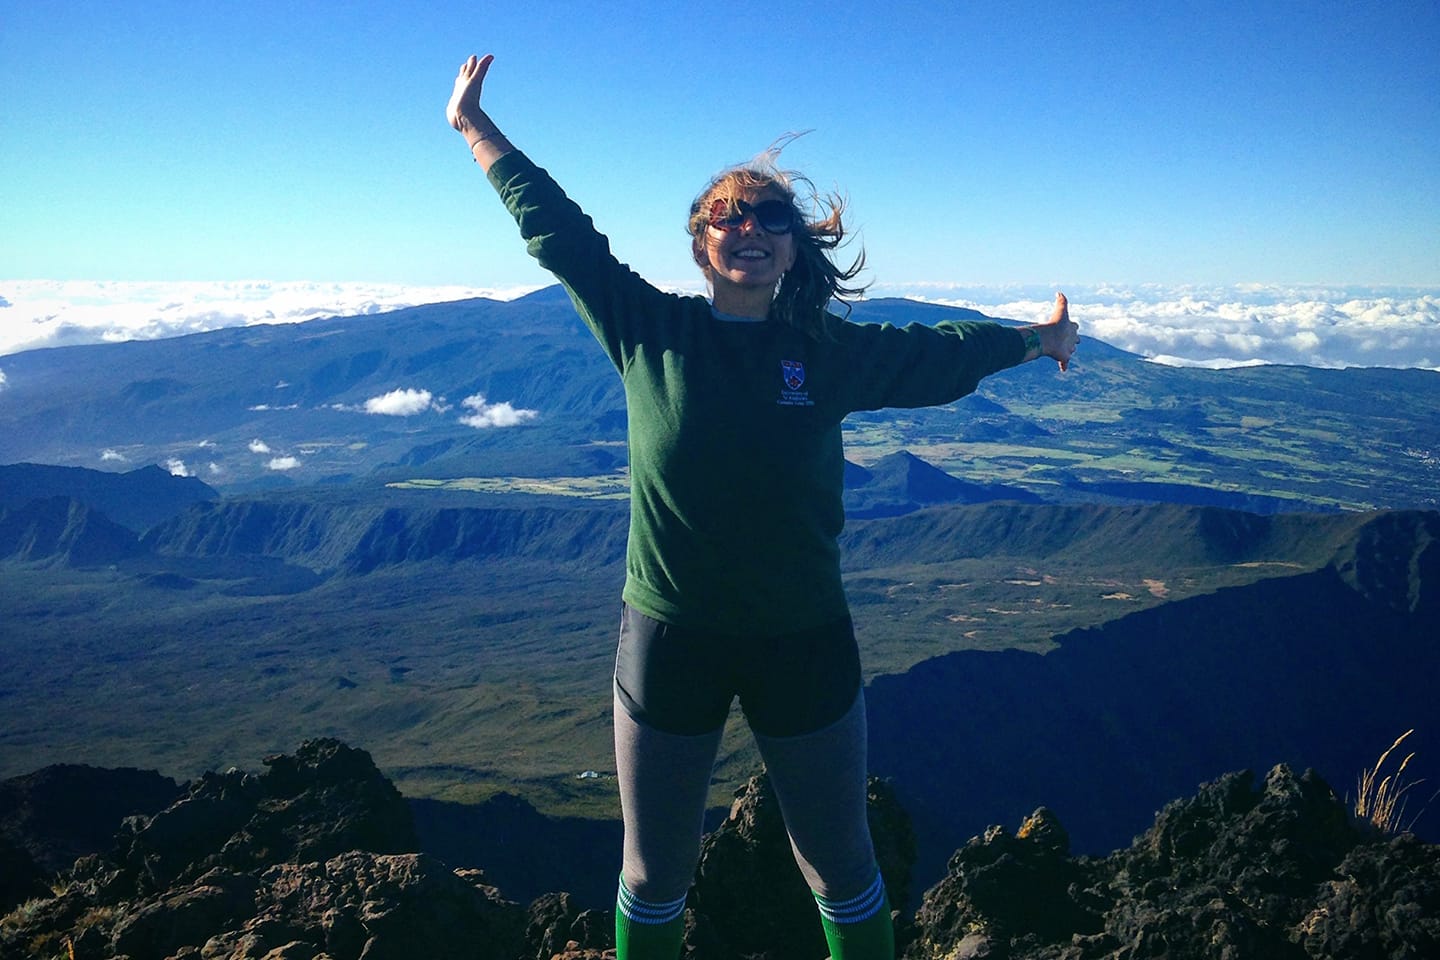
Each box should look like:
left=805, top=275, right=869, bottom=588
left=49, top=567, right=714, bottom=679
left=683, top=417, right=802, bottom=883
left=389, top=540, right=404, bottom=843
left=2, top=2, right=1439, bottom=367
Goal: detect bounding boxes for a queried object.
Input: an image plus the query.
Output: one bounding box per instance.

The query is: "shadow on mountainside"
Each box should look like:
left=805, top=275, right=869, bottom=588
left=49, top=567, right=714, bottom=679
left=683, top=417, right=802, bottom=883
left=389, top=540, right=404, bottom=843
left=868, top=510, right=1440, bottom=893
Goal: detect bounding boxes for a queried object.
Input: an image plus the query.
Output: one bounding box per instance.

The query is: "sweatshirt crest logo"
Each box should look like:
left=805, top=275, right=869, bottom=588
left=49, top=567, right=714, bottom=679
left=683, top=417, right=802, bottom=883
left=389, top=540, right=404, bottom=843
left=781, top=359, right=806, bottom=390
left=778, top=359, right=814, bottom=407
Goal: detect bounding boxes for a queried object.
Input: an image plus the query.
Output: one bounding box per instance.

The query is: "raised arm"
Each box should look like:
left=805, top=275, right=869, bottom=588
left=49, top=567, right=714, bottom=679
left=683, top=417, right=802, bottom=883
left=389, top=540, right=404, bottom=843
left=1019, top=293, right=1080, bottom=371
left=446, top=54, right=515, bottom=171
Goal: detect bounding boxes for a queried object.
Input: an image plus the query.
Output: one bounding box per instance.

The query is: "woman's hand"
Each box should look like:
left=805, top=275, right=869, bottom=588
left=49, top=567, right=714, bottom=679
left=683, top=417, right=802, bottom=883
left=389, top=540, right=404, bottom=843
left=1030, top=292, right=1079, bottom=371
left=446, top=54, right=512, bottom=170
left=447, top=54, right=493, bottom=138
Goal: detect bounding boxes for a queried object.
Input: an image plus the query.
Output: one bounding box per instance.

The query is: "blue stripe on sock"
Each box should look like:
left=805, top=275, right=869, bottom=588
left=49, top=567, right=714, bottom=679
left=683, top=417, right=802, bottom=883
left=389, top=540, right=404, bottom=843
left=814, top=871, right=887, bottom=924
left=618, top=875, right=688, bottom=925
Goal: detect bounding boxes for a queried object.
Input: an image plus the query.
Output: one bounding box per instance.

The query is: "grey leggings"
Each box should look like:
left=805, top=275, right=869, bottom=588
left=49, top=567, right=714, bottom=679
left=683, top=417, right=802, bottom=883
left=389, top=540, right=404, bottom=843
left=614, top=684, right=879, bottom=904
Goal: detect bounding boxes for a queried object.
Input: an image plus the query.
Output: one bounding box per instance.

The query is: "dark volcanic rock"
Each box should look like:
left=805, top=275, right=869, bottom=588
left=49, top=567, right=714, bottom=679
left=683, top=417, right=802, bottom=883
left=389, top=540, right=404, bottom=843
left=522, top=891, right=613, bottom=959
left=0, top=740, right=464, bottom=960
left=96, top=738, right=417, bottom=895
left=906, top=807, right=1103, bottom=957
left=202, top=852, right=525, bottom=960
left=5, top=740, right=1435, bottom=960
left=903, top=764, right=1439, bottom=960
left=0, top=764, right=181, bottom=911
left=1297, top=833, right=1440, bottom=959
left=688, top=771, right=915, bottom=960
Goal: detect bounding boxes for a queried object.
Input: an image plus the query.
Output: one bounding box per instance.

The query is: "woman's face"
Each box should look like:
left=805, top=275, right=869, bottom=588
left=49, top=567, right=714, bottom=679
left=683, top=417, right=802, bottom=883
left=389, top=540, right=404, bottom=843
left=694, top=188, right=797, bottom=296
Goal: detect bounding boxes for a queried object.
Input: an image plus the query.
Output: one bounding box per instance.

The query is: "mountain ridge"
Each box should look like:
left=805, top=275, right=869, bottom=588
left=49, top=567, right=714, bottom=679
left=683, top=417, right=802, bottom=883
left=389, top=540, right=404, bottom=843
left=1, top=289, right=1435, bottom=508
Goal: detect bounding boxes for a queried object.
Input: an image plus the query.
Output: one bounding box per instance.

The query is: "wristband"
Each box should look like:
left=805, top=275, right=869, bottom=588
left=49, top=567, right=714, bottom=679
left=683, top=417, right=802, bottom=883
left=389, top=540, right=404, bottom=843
left=468, top=131, right=500, bottom=161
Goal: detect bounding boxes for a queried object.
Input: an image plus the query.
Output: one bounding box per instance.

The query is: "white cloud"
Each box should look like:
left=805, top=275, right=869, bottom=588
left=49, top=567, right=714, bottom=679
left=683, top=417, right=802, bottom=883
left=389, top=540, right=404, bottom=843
left=165, top=458, right=191, bottom=477
left=3, top=278, right=1437, bottom=370
left=893, top=283, right=1440, bottom=370
left=459, top=393, right=539, bottom=429
left=249, top=438, right=272, bottom=453
left=100, top=448, right=128, bottom=462
left=0, top=280, right=540, bottom=357
left=207, top=462, right=223, bottom=475
left=0, top=367, right=6, bottom=388
left=364, top=388, right=433, bottom=416
left=267, top=456, right=301, bottom=471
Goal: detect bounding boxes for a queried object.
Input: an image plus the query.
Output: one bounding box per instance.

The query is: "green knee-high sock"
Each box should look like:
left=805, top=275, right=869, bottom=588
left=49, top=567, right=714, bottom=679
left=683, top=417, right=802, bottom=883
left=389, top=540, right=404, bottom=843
left=615, top=876, right=686, bottom=960
left=815, top=871, right=894, bottom=960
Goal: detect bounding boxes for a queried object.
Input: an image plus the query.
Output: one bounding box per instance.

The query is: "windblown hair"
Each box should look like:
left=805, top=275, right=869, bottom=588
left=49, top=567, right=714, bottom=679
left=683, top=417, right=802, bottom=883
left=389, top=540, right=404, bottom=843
left=687, top=136, right=868, bottom=339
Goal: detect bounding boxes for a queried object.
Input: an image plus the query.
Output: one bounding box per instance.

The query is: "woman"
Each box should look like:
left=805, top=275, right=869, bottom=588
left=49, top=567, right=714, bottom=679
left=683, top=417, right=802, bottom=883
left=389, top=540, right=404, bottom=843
left=447, top=53, right=1078, bottom=960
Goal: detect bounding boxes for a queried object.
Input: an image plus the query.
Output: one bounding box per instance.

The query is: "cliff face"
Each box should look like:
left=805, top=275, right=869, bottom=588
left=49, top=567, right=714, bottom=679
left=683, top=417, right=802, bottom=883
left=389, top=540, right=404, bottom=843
left=0, top=497, right=143, bottom=566
left=1, top=740, right=1436, bottom=960
left=867, top=510, right=1440, bottom=893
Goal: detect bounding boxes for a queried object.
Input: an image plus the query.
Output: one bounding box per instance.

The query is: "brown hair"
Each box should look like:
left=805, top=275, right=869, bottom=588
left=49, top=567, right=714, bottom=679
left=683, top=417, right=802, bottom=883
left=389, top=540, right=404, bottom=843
left=687, top=137, right=867, bottom=339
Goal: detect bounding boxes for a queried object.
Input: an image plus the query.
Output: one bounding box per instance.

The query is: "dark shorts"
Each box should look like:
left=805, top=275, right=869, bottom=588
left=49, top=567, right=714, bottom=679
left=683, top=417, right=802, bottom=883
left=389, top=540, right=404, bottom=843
left=613, top=604, right=862, bottom=738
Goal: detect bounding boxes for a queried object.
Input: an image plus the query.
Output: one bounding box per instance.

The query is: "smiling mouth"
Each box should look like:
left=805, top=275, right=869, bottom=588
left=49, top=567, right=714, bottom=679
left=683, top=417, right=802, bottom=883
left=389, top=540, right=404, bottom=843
left=734, top=249, right=770, bottom=260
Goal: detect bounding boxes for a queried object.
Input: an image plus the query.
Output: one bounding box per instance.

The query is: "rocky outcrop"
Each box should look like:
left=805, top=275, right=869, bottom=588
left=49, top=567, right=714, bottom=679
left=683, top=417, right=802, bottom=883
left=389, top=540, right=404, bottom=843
left=904, top=764, right=1440, bottom=960
left=3, top=743, right=1436, bottom=960
left=0, top=739, right=518, bottom=960
left=685, top=773, right=915, bottom=960
left=0, top=764, right=181, bottom=912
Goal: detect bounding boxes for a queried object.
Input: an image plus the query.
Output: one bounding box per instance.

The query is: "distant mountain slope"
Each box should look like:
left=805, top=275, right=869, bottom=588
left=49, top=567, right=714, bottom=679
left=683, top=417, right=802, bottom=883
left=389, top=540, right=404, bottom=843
left=838, top=500, right=1382, bottom=571
left=844, top=450, right=1042, bottom=518
left=141, top=497, right=630, bottom=574
left=0, top=497, right=142, bottom=566
left=866, top=509, right=1440, bottom=890
left=1, top=288, right=1435, bottom=508
left=0, top=463, right=217, bottom=532
left=122, top=495, right=1383, bottom=581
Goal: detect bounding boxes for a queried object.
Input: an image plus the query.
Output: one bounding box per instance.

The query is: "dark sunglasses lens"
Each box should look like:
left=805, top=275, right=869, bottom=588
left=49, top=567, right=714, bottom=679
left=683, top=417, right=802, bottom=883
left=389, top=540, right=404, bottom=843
left=708, top=199, right=743, bottom=229
left=752, top=200, right=793, bottom=234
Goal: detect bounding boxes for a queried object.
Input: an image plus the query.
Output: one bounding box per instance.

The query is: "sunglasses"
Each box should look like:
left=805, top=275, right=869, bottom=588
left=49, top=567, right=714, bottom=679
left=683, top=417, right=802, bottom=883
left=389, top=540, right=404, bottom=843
left=707, top=198, right=796, bottom=235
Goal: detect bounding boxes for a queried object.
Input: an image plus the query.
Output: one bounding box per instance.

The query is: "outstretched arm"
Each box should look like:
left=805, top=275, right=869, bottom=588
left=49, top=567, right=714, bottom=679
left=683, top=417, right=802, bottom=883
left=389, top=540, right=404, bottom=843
left=1019, top=293, right=1079, bottom=371
left=446, top=54, right=515, bottom=172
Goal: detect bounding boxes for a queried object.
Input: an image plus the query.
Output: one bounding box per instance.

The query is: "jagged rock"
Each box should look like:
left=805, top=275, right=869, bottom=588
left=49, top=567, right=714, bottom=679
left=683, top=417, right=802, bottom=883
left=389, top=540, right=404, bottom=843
left=688, top=771, right=914, bottom=960
left=109, top=868, right=258, bottom=959
left=6, top=741, right=1435, bottom=960
left=201, top=851, right=526, bottom=960
left=1296, top=832, right=1440, bottom=959
left=0, top=741, right=481, bottom=960
left=86, top=739, right=418, bottom=898
left=906, top=807, right=1103, bottom=959
left=522, top=892, right=612, bottom=959
left=903, top=764, right=1437, bottom=960
left=0, top=833, right=51, bottom=916
left=0, top=764, right=182, bottom=897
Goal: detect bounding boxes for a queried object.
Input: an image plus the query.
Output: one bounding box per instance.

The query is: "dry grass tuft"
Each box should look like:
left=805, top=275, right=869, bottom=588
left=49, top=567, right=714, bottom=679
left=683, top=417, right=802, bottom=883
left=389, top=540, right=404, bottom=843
left=1353, top=729, right=1432, bottom=834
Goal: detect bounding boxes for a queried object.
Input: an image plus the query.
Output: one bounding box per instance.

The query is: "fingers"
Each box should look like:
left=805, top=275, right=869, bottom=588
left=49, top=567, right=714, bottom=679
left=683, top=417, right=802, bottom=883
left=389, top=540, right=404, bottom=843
left=457, top=53, right=494, bottom=83
left=447, top=53, right=495, bottom=132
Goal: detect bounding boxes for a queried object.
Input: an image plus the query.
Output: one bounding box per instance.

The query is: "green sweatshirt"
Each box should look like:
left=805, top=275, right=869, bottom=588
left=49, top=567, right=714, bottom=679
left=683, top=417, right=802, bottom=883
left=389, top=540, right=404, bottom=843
left=489, top=151, right=1027, bottom=635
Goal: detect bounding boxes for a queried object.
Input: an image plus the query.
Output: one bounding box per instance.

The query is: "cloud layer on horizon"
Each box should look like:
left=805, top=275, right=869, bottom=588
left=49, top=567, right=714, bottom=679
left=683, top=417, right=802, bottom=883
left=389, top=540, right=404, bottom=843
left=0, top=280, right=533, bottom=357
left=2, top=279, right=1437, bottom=371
